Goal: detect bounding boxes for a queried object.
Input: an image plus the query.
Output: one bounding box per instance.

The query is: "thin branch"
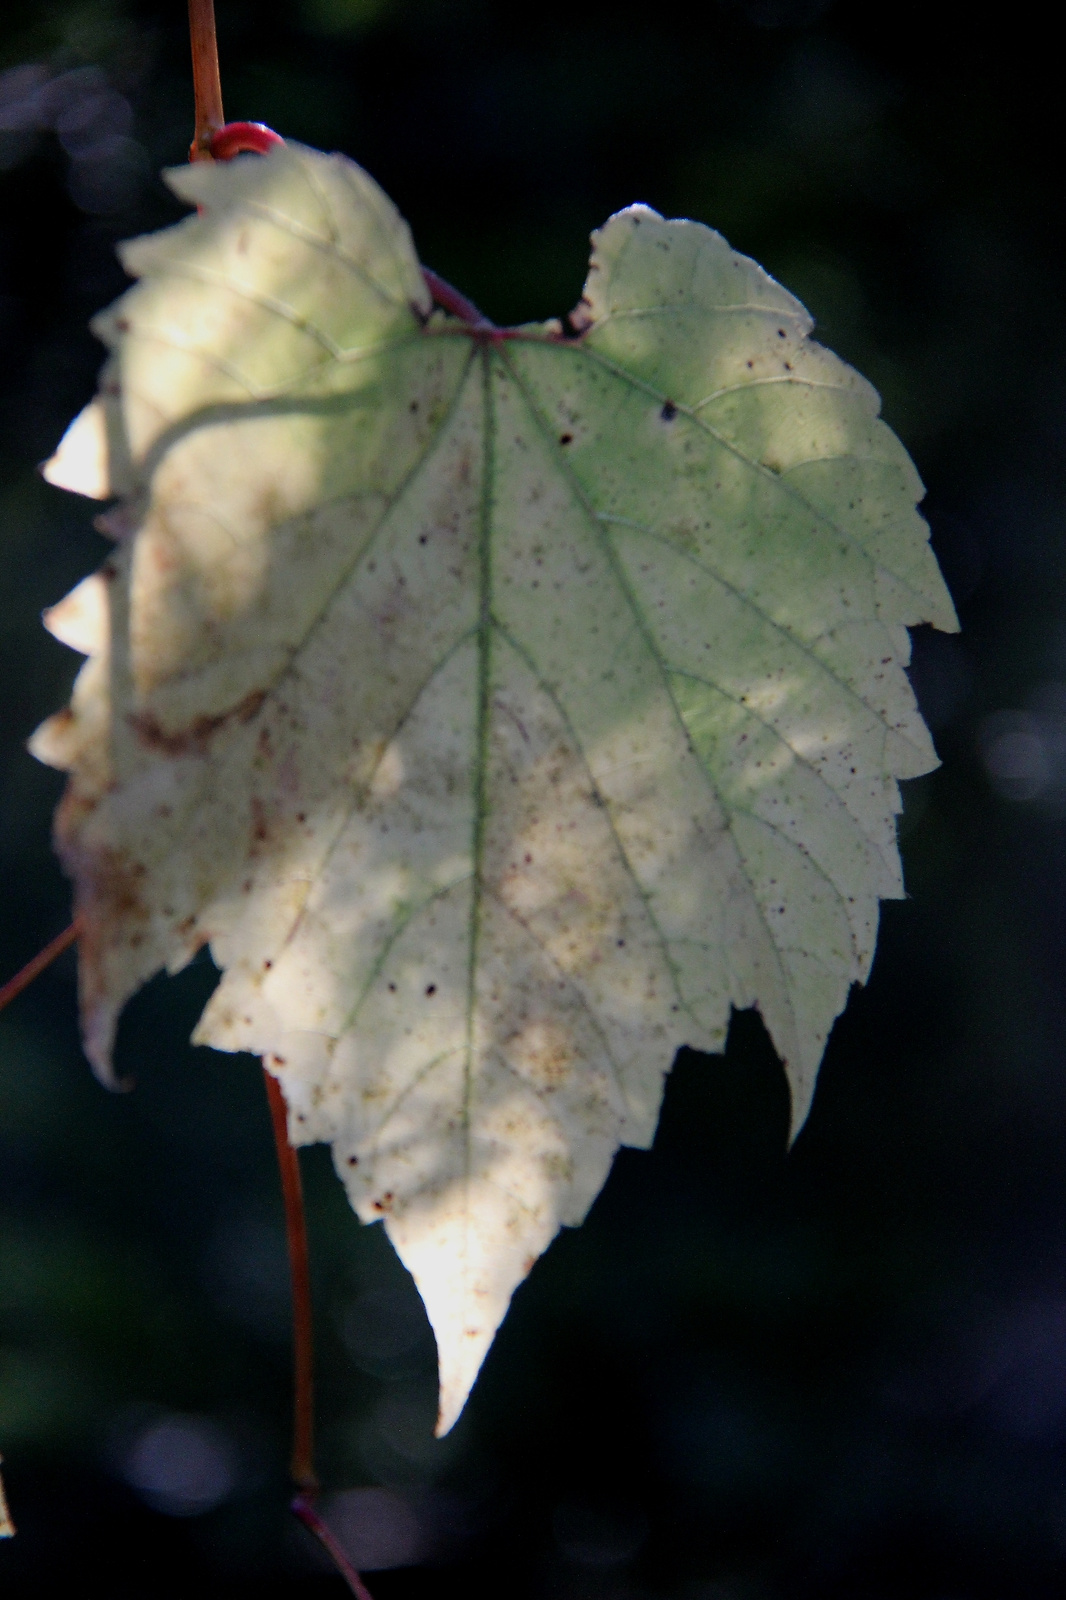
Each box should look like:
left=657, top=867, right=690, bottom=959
left=292, top=1494, right=377, bottom=1600
left=263, top=1073, right=377, bottom=1597
left=0, top=920, right=79, bottom=1017
left=262, top=1067, right=318, bottom=1492
left=188, top=0, right=225, bottom=160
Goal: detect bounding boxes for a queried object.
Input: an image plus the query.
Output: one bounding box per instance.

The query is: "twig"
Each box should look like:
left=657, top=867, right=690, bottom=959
left=292, top=1493, right=377, bottom=1600
left=263, top=1072, right=377, bottom=1598
left=188, top=0, right=225, bottom=160
left=0, top=920, right=79, bottom=1017
left=262, top=1067, right=318, bottom=1492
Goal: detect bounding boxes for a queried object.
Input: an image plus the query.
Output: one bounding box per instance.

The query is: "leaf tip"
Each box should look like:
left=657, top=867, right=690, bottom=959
left=41, top=402, right=111, bottom=500
left=82, top=1001, right=131, bottom=1093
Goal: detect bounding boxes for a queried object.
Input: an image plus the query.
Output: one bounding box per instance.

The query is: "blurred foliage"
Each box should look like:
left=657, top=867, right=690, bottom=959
left=4, top=1, right=1066, bottom=1596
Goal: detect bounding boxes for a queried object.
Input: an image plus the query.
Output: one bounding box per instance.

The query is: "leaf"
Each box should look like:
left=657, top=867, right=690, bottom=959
left=33, top=141, right=956, bottom=1433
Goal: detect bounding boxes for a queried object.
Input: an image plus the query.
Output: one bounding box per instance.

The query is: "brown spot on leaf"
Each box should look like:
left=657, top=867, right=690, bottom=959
left=129, top=689, right=266, bottom=757
left=250, top=796, right=269, bottom=846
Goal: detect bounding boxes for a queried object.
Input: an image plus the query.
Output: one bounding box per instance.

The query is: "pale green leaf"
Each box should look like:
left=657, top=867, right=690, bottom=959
left=33, top=142, right=956, bottom=1432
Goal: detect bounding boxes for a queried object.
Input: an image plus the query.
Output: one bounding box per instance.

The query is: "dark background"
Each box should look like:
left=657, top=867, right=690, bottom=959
left=2, top=2, right=1065, bottom=1595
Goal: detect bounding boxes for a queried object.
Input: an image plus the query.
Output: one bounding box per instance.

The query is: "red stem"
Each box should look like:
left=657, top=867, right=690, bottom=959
left=263, top=1074, right=377, bottom=1598
left=292, top=1493, right=377, bottom=1600
left=421, top=266, right=495, bottom=330
left=187, top=0, right=225, bottom=160
left=0, top=920, right=79, bottom=1016
left=262, top=1068, right=318, bottom=1492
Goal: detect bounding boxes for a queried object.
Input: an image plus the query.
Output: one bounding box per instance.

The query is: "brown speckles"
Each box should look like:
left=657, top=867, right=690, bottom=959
left=541, top=1150, right=572, bottom=1181
left=129, top=688, right=266, bottom=757
left=36, top=184, right=936, bottom=1445
left=250, top=796, right=269, bottom=846
left=81, top=849, right=149, bottom=939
